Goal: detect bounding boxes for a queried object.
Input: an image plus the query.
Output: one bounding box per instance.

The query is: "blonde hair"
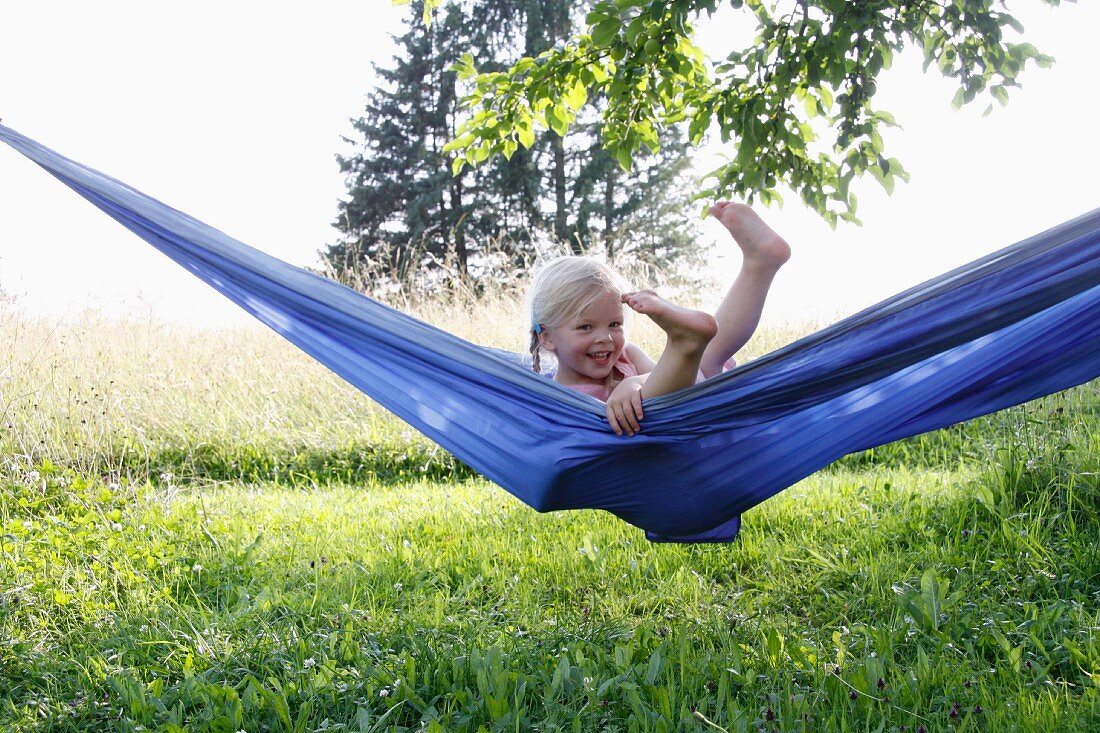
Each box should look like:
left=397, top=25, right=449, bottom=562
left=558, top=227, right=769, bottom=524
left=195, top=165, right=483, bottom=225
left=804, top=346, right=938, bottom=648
left=526, top=256, right=631, bottom=373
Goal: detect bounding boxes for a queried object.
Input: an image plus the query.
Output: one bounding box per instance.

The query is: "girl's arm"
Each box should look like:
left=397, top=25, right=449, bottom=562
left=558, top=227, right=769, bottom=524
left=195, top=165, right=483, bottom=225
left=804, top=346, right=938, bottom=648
left=623, top=343, right=656, bottom=374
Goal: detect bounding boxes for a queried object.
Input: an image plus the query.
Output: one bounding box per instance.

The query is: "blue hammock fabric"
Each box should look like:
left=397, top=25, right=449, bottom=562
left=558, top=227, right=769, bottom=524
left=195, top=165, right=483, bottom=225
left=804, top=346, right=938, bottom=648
left=4, top=124, right=1100, bottom=544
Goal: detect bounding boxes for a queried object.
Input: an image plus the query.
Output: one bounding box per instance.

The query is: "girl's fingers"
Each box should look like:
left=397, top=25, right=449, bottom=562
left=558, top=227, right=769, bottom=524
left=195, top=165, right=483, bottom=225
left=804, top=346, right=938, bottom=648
left=625, top=403, right=640, bottom=433
left=610, top=402, right=636, bottom=436
left=605, top=405, right=623, bottom=436
left=606, top=383, right=646, bottom=437
left=619, top=405, right=636, bottom=436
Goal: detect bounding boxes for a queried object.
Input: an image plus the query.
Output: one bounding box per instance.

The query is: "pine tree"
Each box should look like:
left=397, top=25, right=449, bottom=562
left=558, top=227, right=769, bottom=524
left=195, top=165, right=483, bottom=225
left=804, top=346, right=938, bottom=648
left=329, top=2, right=495, bottom=286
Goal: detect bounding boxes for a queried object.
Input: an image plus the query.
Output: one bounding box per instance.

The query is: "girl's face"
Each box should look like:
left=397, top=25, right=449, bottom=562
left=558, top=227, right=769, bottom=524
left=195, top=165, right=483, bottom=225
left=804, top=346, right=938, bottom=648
left=539, top=290, right=626, bottom=387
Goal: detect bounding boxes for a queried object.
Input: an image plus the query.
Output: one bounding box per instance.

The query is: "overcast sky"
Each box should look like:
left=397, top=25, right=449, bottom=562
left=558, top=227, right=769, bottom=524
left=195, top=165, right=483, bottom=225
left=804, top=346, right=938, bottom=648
left=1, top=1, right=1097, bottom=328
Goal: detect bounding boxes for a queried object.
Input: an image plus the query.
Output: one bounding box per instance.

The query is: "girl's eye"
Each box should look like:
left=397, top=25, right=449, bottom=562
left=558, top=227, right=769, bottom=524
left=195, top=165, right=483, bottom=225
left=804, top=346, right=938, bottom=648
left=610, top=322, right=622, bottom=328
left=576, top=324, right=591, bottom=331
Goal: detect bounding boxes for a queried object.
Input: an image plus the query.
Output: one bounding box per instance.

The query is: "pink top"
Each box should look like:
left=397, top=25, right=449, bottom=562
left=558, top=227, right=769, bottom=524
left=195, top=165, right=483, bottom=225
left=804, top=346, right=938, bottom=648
left=568, top=352, right=640, bottom=402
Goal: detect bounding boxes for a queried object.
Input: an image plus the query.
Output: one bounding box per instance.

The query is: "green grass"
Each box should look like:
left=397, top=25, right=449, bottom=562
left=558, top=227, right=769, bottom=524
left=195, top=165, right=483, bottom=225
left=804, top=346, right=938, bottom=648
left=2, top=310, right=1100, bottom=731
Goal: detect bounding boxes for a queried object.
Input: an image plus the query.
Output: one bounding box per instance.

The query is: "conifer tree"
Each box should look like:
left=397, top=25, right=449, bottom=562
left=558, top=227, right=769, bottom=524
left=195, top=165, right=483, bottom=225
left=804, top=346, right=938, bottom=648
left=330, top=3, right=480, bottom=284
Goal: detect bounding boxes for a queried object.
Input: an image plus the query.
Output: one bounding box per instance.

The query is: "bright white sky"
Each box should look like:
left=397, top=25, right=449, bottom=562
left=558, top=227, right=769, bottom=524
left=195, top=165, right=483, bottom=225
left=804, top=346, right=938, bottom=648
left=1, top=1, right=1097, bottom=329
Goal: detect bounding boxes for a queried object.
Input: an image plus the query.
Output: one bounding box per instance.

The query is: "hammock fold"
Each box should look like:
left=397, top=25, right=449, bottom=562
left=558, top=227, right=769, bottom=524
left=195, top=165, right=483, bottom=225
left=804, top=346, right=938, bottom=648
left=4, top=123, right=1099, bottom=543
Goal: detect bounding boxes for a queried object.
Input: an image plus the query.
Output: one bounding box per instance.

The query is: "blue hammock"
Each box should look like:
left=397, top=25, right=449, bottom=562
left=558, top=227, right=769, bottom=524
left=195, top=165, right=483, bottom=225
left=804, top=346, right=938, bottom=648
left=3, top=124, right=1099, bottom=543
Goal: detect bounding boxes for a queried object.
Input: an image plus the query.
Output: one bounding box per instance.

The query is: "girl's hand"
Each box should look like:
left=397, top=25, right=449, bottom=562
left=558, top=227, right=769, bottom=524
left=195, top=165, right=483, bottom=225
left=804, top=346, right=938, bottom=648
left=606, top=376, right=646, bottom=436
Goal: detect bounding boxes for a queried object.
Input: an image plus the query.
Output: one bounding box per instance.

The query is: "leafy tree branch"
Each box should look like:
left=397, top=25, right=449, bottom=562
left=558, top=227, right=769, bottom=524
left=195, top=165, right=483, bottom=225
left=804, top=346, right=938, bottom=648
left=414, top=0, right=1063, bottom=226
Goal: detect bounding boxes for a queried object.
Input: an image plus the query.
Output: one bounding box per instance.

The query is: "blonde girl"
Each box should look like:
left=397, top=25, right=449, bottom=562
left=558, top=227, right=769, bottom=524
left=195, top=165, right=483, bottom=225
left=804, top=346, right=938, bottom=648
left=528, top=202, right=791, bottom=436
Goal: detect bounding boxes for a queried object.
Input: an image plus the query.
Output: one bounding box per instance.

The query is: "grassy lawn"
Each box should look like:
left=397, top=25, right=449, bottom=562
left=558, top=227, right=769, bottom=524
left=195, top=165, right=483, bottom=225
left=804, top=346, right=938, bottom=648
left=2, top=310, right=1099, bottom=731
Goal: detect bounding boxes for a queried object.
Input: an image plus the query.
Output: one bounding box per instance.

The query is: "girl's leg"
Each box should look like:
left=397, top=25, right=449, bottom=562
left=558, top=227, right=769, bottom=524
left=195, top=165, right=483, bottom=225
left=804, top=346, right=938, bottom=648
left=622, top=291, right=717, bottom=397
left=699, top=202, right=791, bottom=378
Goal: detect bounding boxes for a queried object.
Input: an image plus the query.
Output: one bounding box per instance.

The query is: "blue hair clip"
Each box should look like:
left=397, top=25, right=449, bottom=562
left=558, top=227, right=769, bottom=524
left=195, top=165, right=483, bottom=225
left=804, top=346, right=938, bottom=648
left=532, top=321, right=543, bottom=334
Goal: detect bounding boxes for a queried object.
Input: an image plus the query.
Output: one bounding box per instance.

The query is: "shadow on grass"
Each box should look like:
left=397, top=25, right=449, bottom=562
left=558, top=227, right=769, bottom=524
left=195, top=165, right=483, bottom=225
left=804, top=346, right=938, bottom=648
left=99, top=438, right=480, bottom=488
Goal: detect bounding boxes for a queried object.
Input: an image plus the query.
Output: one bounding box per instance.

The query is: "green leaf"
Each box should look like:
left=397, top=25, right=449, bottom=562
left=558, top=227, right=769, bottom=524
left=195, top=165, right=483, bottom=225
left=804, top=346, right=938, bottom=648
left=951, top=87, right=967, bottom=110
left=874, top=110, right=897, bottom=127
left=624, top=17, right=648, bottom=49
left=688, top=111, right=710, bottom=144
left=644, top=648, right=663, bottom=685
left=614, top=145, right=633, bottom=171
left=592, top=18, right=621, bottom=48
left=802, top=94, right=818, bottom=119
left=920, top=568, right=947, bottom=631
left=451, top=52, right=477, bottom=80
left=887, top=158, right=909, bottom=182
left=563, top=81, right=588, bottom=111
left=548, top=106, right=570, bottom=136
left=516, top=124, right=535, bottom=149
left=585, top=8, right=609, bottom=26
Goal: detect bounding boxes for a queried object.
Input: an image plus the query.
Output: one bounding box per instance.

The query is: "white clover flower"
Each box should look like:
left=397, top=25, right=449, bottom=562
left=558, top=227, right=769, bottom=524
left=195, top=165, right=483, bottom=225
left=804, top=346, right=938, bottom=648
left=379, top=689, right=390, bottom=698
left=27, top=470, right=41, bottom=482
left=303, top=657, right=316, bottom=669
left=191, top=564, right=203, bottom=572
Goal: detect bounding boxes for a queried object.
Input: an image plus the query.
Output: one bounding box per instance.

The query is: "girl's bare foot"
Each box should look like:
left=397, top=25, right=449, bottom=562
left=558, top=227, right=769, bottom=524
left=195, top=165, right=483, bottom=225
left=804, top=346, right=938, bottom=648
left=709, top=201, right=791, bottom=270
left=622, top=290, right=717, bottom=354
